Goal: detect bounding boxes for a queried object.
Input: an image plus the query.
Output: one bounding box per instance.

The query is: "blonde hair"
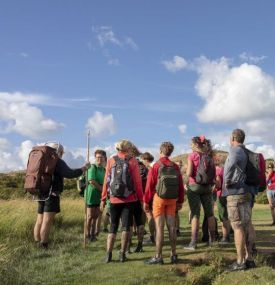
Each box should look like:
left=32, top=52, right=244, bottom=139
left=115, top=139, right=140, bottom=155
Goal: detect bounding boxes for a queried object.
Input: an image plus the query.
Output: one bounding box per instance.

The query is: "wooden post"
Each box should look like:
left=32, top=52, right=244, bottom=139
left=84, top=130, right=90, bottom=249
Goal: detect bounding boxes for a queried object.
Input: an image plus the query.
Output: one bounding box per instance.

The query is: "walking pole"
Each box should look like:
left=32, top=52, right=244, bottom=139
left=84, top=130, right=90, bottom=249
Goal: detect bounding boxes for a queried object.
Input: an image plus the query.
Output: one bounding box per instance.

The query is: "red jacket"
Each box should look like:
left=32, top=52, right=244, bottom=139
left=101, top=152, right=143, bottom=204
left=143, top=156, right=184, bottom=204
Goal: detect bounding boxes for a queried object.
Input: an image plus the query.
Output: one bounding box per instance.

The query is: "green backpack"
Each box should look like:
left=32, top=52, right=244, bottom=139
left=156, top=161, right=179, bottom=199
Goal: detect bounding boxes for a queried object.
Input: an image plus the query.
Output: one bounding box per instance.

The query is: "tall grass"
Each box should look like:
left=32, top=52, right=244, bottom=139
left=1, top=199, right=275, bottom=285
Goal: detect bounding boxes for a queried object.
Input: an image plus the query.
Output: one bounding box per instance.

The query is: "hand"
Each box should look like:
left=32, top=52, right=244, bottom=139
left=100, top=201, right=106, bottom=212
left=143, top=203, right=150, bottom=213
left=82, top=162, right=91, bottom=172
left=176, top=202, right=183, bottom=211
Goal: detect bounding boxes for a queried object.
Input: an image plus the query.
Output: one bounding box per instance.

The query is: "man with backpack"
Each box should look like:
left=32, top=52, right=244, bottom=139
left=27, top=142, right=90, bottom=249
left=144, top=142, right=184, bottom=265
left=222, top=129, right=255, bottom=271
left=100, top=140, right=143, bottom=263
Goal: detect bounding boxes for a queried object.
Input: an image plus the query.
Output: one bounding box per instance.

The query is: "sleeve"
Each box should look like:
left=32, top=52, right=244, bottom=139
left=88, top=164, right=96, bottom=181
left=131, top=158, right=143, bottom=203
left=101, top=159, right=111, bottom=202
left=144, top=166, right=158, bottom=204
left=56, top=159, right=83, bottom=178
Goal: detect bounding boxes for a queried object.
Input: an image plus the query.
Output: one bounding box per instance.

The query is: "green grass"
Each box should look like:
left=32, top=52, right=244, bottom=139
left=1, top=199, right=275, bottom=285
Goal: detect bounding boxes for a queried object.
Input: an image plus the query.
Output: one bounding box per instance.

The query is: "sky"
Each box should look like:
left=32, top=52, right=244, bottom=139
left=1, top=0, right=275, bottom=172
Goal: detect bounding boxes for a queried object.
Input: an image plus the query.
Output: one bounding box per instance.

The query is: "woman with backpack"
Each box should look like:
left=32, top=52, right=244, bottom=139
left=100, top=140, right=143, bottom=263
left=184, top=136, right=216, bottom=250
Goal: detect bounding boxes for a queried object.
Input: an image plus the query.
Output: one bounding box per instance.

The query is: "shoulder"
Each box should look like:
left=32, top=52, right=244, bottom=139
left=188, top=152, right=199, bottom=161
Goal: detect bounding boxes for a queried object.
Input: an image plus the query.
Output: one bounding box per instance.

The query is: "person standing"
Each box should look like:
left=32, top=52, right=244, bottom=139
left=184, top=136, right=216, bottom=250
left=222, top=129, right=255, bottom=271
left=85, top=149, right=106, bottom=241
left=266, top=162, right=275, bottom=225
left=101, top=140, right=143, bottom=263
left=144, top=142, right=184, bottom=265
left=33, top=142, right=90, bottom=249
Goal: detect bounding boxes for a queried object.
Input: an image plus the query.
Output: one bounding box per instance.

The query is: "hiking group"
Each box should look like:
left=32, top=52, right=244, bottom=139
left=24, top=128, right=272, bottom=271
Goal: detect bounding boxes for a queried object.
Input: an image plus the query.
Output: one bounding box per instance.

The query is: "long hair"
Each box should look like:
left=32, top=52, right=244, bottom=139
left=191, top=135, right=213, bottom=156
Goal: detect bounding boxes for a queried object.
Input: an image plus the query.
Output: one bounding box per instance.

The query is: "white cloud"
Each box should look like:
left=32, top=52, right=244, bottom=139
left=0, top=93, right=65, bottom=139
left=194, top=57, right=275, bottom=123
left=0, top=138, right=10, bottom=150
left=239, top=52, right=267, bottom=64
left=162, top=56, right=188, bottom=73
left=85, top=112, right=116, bottom=138
left=108, top=58, right=120, bottom=66
left=178, top=124, right=187, bottom=134
left=18, top=140, right=34, bottom=167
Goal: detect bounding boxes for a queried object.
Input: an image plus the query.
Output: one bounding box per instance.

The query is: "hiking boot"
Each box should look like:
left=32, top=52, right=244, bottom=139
left=170, top=255, right=178, bottom=264
left=245, top=259, right=256, bottom=269
left=144, top=256, right=164, bottom=265
left=119, top=251, right=127, bottom=262
left=39, top=242, right=48, bottom=250
left=219, top=237, right=230, bottom=245
left=105, top=252, right=112, bottom=263
left=90, top=235, right=98, bottom=242
left=103, top=228, right=109, bottom=233
left=228, top=261, right=246, bottom=271
left=184, top=241, right=197, bottom=251
left=134, top=242, right=143, bottom=253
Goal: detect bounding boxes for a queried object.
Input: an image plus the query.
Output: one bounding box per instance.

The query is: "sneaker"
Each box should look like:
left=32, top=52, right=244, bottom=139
left=228, top=261, right=246, bottom=271
left=119, top=251, right=127, bottom=262
left=105, top=252, right=112, bottom=263
left=144, top=256, right=164, bottom=265
left=219, top=237, right=230, bottom=245
left=245, top=259, right=256, bottom=269
left=134, top=243, right=143, bottom=253
left=184, top=241, right=197, bottom=251
left=170, top=255, right=178, bottom=264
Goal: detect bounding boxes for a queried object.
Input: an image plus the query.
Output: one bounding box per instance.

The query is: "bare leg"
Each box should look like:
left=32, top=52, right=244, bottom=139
left=90, top=207, right=100, bottom=238
left=233, top=227, right=246, bottom=264
left=95, top=211, right=102, bottom=235
left=207, top=216, right=216, bottom=242
left=107, top=233, right=116, bottom=252
left=155, top=215, right=165, bottom=258
left=166, top=215, right=176, bottom=256
left=191, top=216, right=199, bottom=242
left=221, top=219, right=231, bottom=239
left=121, top=231, right=130, bottom=253
left=40, top=212, right=56, bottom=244
left=34, top=214, right=44, bottom=242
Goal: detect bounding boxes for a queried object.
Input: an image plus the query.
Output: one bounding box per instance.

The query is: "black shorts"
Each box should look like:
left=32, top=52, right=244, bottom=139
left=132, top=201, right=145, bottom=227
left=87, top=204, right=100, bottom=208
left=109, top=203, right=134, bottom=234
left=38, top=195, right=60, bottom=214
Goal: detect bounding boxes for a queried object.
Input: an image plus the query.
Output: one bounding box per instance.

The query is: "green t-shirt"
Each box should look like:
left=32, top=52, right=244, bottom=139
left=84, top=164, right=105, bottom=206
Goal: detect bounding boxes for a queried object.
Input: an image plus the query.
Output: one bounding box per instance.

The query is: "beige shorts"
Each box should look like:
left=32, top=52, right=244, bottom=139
left=227, top=193, right=252, bottom=230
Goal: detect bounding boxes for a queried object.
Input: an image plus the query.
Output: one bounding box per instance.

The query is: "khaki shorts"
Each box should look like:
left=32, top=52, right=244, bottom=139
left=227, top=193, right=252, bottom=230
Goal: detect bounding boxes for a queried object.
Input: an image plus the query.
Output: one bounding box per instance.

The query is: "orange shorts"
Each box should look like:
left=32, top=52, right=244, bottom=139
left=152, top=194, right=177, bottom=218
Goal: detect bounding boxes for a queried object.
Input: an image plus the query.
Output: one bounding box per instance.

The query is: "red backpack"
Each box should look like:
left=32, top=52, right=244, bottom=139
left=24, top=146, right=59, bottom=196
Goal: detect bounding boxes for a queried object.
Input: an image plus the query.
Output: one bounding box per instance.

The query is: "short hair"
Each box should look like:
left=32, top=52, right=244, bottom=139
left=160, top=142, right=174, bottom=157
left=140, top=152, right=154, bottom=163
left=232, top=129, right=245, bottom=143
left=94, top=149, right=107, bottom=157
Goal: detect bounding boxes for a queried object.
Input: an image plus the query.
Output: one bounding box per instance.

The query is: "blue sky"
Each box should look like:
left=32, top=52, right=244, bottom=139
left=1, top=0, right=275, bottom=171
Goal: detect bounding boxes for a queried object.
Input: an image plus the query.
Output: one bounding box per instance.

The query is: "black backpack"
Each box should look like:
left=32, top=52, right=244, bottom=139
left=195, top=154, right=215, bottom=185
left=108, top=156, right=134, bottom=198
left=243, top=148, right=260, bottom=186
left=155, top=161, right=179, bottom=199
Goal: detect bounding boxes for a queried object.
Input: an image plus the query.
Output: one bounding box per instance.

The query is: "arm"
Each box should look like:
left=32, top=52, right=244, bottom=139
left=144, top=166, right=157, bottom=205
left=131, top=158, right=143, bottom=203
left=56, top=159, right=84, bottom=179
left=88, top=165, right=102, bottom=192
left=184, top=159, right=192, bottom=186
left=101, top=159, right=111, bottom=204
left=177, top=166, right=185, bottom=208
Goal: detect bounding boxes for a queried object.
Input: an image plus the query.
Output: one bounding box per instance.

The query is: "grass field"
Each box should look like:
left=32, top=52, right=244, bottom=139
left=1, top=198, right=275, bottom=285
